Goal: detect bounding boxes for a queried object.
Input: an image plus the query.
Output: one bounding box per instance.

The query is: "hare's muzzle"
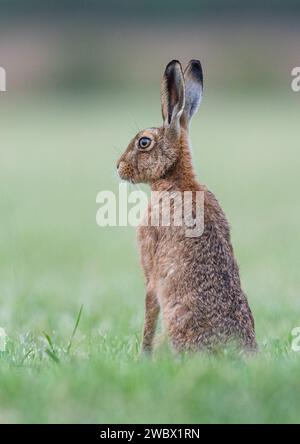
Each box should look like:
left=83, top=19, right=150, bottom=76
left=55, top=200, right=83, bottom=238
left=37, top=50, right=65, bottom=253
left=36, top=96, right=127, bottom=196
left=117, top=160, right=125, bottom=174
left=117, top=160, right=131, bottom=181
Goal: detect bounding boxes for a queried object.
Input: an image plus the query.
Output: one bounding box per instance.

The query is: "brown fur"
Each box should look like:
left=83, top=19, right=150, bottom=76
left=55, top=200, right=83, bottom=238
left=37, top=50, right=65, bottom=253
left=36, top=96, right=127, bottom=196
left=117, top=60, right=257, bottom=353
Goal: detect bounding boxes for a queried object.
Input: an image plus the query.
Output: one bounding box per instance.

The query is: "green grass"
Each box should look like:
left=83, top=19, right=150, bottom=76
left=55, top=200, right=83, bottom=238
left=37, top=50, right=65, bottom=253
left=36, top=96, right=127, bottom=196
left=0, top=89, right=300, bottom=423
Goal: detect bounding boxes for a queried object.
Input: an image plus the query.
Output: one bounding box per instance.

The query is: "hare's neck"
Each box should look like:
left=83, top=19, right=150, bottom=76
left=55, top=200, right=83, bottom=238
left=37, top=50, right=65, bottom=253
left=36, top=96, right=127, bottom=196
left=151, top=133, right=199, bottom=192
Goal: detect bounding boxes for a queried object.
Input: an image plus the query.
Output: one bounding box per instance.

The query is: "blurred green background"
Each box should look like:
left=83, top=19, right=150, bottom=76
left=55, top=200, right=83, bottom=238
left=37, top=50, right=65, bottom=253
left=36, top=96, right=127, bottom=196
left=0, top=1, right=300, bottom=424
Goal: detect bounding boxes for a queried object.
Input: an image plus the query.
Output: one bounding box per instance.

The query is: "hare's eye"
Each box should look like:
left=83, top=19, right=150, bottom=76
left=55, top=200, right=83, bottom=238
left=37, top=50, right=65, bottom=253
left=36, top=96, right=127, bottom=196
left=138, top=137, right=152, bottom=150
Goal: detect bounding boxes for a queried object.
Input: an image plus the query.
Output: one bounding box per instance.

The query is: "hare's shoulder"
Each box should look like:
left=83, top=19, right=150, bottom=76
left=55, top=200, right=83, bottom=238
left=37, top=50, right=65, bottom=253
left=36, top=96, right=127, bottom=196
left=203, top=188, right=231, bottom=241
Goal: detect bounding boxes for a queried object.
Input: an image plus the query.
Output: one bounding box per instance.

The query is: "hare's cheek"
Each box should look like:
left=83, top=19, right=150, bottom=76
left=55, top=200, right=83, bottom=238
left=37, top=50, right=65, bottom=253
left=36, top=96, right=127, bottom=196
left=138, top=155, right=152, bottom=173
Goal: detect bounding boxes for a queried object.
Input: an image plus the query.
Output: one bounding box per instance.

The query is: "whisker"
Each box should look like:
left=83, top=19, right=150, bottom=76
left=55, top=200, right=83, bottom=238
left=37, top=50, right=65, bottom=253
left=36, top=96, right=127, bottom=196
left=127, top=112, right=140, bottom=133
left=112, top=145, right=122, bottom=157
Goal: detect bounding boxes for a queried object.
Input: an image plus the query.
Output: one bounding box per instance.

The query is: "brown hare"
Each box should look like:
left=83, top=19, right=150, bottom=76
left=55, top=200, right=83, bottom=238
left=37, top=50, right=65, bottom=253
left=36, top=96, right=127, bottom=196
left=117, top=59, right=257, bottom=353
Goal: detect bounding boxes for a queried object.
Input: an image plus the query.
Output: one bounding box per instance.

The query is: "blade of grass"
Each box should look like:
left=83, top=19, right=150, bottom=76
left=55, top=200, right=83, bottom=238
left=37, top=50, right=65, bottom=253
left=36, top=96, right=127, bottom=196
left=67, top=304, right=83, bottom=354
left=45, top=348, right=60, bottom=364
left=19, top=348, right=34, bottom=365
left=43, top=331, right=55, bottom=352
left=43, top=331, right=60, bottom=363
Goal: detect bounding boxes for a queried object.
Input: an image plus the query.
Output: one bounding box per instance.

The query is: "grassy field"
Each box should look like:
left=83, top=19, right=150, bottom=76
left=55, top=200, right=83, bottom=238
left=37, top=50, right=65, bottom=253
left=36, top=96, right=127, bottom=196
left=0, top=89, right=300, bottom=423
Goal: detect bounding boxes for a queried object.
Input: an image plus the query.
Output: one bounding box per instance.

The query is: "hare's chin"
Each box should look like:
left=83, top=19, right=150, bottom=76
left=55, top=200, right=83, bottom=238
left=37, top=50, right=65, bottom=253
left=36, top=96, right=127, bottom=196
left=119, top=173, right=136, bottom=184
left=128, top=177, right=137, bottom=184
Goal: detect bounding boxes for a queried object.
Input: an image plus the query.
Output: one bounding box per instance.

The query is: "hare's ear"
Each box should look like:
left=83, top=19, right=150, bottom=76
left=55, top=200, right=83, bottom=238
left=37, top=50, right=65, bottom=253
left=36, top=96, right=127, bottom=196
left=161, top=60, right=185, bottom=128
left=181, top=60, right=203, bottom=129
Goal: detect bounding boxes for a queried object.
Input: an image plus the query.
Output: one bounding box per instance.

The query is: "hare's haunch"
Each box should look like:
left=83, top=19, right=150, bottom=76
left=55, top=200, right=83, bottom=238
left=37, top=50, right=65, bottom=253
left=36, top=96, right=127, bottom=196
left=117, top=60, right=257, bottom=353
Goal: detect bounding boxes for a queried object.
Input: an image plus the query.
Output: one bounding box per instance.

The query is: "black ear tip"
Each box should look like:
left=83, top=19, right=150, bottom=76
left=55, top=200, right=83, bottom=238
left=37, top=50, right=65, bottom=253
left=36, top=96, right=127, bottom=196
left=188, top=59, right=203, bottom=82
left=165, top=59, right=182, bottom=73
left=190, top=59, right=201, bottom=65
left=168, top=59, right=181, bottom=67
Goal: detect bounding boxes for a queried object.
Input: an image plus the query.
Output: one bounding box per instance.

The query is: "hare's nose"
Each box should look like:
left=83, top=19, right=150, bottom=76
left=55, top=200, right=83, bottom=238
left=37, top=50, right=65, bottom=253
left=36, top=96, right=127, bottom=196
left=117, top=160, right=125, bottom=170
left=117, top=158, right=125, bottom=169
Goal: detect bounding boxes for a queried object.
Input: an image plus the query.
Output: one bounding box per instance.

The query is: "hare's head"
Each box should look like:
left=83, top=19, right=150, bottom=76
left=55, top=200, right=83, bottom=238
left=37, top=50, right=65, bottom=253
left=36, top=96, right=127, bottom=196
left=117, top=59, right=203, bottom=184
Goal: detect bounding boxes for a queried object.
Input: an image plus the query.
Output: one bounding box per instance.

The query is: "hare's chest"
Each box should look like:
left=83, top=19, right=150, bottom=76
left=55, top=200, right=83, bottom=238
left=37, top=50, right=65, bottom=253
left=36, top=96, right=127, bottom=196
left=137, top=224, right=159, bottom=277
